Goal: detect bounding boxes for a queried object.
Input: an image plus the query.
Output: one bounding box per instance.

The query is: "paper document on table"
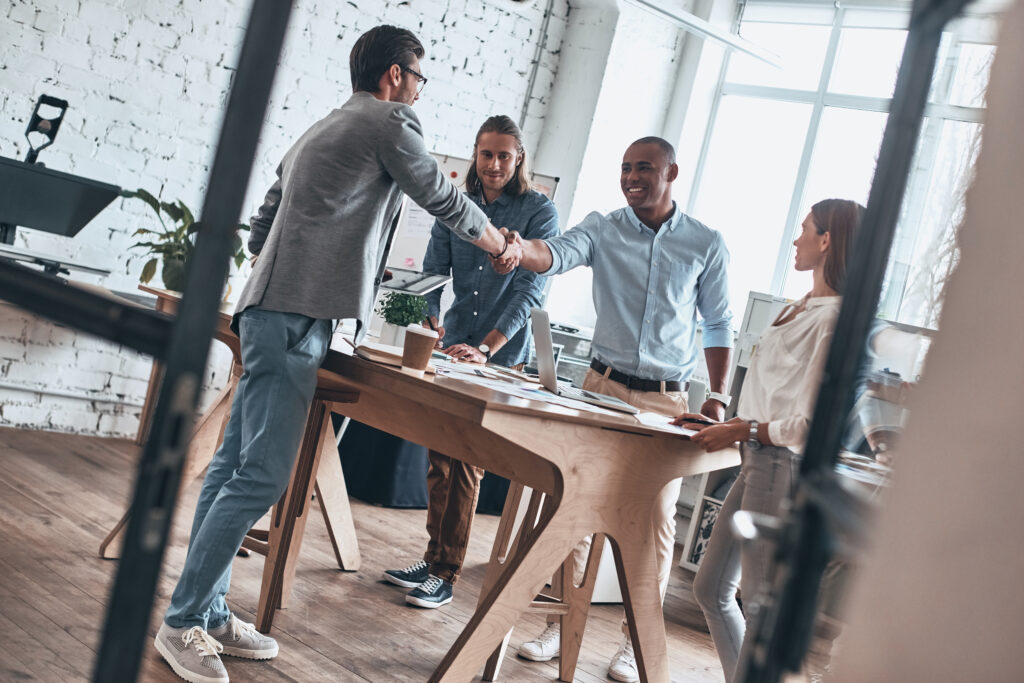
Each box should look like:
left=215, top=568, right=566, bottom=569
left=634, top=412, right=698, bottom=437
left=435, top=361, right=509, bottom=381
left=438, top=371, right=620, bottom=415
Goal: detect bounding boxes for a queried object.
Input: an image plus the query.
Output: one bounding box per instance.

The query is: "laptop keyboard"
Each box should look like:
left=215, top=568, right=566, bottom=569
left=559, top=386, right=592, bottom=400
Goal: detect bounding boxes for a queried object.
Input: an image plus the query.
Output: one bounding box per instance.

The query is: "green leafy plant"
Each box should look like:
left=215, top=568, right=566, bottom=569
left=124, top=188, right=249, bottom=289
left=375, top=291, right=428, bottom=327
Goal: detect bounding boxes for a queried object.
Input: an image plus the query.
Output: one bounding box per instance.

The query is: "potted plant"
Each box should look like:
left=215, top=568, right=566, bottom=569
left=125, top=188, right=249, bottom=292
left=375, top=291, right=428, bottom=346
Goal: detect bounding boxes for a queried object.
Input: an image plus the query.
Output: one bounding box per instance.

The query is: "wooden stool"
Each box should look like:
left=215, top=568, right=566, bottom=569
left=477, top=482, right=607, bottom=682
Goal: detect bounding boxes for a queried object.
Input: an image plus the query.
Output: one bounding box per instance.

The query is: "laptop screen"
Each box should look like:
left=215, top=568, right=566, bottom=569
left=529, top=308, right=559, bottom=394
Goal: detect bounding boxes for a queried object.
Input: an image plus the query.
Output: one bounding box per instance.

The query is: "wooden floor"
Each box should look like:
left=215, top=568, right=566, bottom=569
left=0, top=426, right=724, bottom=682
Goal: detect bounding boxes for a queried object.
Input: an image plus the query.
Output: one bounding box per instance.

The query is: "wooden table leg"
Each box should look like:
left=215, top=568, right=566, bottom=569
left=479, top=483, right=528, bottom=680
left=256, top=400, right=330, bottom=631
left=313, top=406, right=360, bottom=571
left=613, top=533, right=670, bottom=683
left=557, top=532, right=605, bottom=682
left=99, top=370, right=238, bottom=559
left=430, top=502, right=581, bottom=683
left=134, top=296, right=175, bottom=446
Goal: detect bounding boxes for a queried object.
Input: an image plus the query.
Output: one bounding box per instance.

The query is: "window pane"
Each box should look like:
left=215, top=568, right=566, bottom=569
left=886, top=119, right=983, bottom=327
left=781, top=107, right=888, bottom=300
left=727, top=22, right=832, bottom=91
left=829, top=28, right=907, bottom=98
left=948, top=43, right=996, bottom=108
left=693, top=96, right=812, bottom=316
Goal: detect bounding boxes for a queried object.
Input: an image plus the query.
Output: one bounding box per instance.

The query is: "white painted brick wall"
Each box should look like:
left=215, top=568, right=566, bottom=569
left=0, top=0, right=568, bottom=438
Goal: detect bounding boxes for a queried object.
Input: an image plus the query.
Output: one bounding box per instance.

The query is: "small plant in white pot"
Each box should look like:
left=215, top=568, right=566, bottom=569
left=375, top=291, right=428, bottom=347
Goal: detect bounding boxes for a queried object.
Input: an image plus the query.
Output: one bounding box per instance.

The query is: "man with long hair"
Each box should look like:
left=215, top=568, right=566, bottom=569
left=383, top=115, right=558, bottom=608
left=153, top=26, right=516, bottom=683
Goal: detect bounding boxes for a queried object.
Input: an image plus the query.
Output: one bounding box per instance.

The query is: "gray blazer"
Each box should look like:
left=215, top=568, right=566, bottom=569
left=236, top=91, right=488, bottom=341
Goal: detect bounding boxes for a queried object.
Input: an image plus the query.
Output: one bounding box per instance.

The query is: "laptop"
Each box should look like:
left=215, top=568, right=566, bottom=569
left=530, top=308, right=638, bottom=414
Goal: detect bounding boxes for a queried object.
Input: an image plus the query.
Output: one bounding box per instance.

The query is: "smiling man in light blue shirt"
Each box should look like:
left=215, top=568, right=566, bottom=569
left=500, top=136, right=734, bottom=683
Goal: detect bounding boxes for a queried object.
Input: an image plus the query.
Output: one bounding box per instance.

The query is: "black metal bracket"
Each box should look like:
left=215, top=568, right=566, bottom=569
left=85, top=2, right=296, bottom=681
left=25, top=94, right=68, bottom=164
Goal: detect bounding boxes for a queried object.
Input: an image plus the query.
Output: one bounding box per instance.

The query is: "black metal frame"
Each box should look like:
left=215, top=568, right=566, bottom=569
left=89, top=3, right=295, bottom=680
left=734, top=1, right=975, bottom=681
left=0, top=1, right=291, bottom=681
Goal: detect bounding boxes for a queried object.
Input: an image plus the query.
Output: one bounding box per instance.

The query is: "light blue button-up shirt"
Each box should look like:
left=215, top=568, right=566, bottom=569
left=544, top=203, right=734, bottom=382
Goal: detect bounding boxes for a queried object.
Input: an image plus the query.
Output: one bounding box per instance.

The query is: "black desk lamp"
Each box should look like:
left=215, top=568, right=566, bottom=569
left=24, top=94, right=68, bottom=164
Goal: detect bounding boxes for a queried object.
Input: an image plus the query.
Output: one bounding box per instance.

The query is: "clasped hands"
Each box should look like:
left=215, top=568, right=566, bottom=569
left=489, top=228, right=523, bottom=274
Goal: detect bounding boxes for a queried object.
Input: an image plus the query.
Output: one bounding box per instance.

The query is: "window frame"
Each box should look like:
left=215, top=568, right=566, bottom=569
left=684, top=0, right=991, bottom=324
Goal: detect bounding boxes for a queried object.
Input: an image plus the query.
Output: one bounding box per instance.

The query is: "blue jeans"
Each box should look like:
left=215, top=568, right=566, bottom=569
left=164, top=308, right=332, bottom=629
left=692, top=443, right=799, bottom=683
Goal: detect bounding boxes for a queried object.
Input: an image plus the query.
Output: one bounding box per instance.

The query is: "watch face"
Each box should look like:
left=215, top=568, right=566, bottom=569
left=479, top=344, right=490, bottom=354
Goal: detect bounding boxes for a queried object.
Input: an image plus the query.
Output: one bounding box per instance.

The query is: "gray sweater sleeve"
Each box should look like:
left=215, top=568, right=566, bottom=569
left=248, top=163, right=283, bottom=255
left=376, top=107, right=489, bottom=243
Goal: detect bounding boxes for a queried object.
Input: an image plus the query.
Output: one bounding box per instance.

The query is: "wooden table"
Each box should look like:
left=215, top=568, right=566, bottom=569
left=99, top=287, right=361, bottom=581
left=306, top=348, right=739, bottom=683
left=103, top=292, right=738, bottom=681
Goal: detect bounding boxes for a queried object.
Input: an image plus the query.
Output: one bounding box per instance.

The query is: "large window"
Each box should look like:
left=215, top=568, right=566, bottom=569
left=687, top=0, right=996, bottom=328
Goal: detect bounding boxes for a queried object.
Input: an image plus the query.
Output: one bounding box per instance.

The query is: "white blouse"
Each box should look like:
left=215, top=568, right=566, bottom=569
left=736, top=295, right=841, bottom=451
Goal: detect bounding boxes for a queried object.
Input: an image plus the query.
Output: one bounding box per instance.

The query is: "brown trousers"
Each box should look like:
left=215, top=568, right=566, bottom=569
left=422, top=449, right=485, bottom=584
left=422, top=362, right=523, bottom=583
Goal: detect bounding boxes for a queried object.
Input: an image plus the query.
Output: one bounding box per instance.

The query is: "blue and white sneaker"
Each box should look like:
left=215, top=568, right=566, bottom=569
left=383, top=559, right=430, bottom=588
left=405, top=575, right=453, bottom=609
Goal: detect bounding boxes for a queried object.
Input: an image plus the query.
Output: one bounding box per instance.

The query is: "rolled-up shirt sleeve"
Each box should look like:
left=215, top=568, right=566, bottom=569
left=696, top=232, right=735, bottom=349
left=421, top=219, right=452, bottom=320
left=377, top=107, right=488, bottom=243
left=542, top=211, right=602, bottom=275
left=495, top=200, right=560, bottom=339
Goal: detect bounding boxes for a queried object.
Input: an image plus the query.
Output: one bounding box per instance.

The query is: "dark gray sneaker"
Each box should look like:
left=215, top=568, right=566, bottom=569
left=154, top=622, right=228, bottom=683
left=405, top=575, right=453, bottom=609
left=383, top=559, right=430, bottom=588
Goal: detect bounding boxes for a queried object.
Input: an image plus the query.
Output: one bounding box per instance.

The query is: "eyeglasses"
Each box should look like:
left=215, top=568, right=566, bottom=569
left=400, top=65, right=428, bottom=94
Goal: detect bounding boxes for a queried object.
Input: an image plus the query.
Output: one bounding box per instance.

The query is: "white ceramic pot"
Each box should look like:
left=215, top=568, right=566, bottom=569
left=378, top=322, right=406, bottom=347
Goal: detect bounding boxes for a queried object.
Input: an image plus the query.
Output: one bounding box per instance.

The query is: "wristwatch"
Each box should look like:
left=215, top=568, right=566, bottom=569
left=747, top=420, right=760, bottom=445
left=708, top=391, right=732, bottom=407
left=478, top=344, right=491, bottom=361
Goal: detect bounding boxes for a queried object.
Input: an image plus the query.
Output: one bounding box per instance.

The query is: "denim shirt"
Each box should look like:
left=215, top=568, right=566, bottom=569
left=544, top=203, right=734, bottom=382
left=423, top=189, right=558, bottom=367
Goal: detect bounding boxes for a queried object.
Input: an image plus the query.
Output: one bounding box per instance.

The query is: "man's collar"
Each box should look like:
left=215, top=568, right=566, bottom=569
left=625, top=202, right=681, bottom=233
left=476, top=191, right=512, bottom=207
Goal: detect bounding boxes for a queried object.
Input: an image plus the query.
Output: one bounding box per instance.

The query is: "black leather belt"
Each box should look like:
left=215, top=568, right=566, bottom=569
left=590, top=359, right=687, bottom=393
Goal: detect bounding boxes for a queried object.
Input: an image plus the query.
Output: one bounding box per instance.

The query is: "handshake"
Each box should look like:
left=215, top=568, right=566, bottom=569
left=488, top=228, right=524, bottom=274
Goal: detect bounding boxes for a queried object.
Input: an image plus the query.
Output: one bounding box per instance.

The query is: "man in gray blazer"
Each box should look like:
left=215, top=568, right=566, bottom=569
left=154, top=25, right=516, bottom=683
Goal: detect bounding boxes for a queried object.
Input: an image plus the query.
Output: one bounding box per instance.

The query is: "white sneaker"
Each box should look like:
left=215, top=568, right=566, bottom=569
left=208, top=614, right=279, bottom=660
left=154, top=622, right=229, bottom=683
left=607, top=638, right=639, bottom=683
left=518, top=623, right=561, bottom=662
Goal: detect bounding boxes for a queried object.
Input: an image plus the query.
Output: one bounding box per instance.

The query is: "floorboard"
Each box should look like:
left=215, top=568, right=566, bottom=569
left=0, top=426, right=724, bottom=682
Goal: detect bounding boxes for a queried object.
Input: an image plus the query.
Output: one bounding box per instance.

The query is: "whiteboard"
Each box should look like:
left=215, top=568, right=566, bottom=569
left=387, top=152, right=560, bottom=270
